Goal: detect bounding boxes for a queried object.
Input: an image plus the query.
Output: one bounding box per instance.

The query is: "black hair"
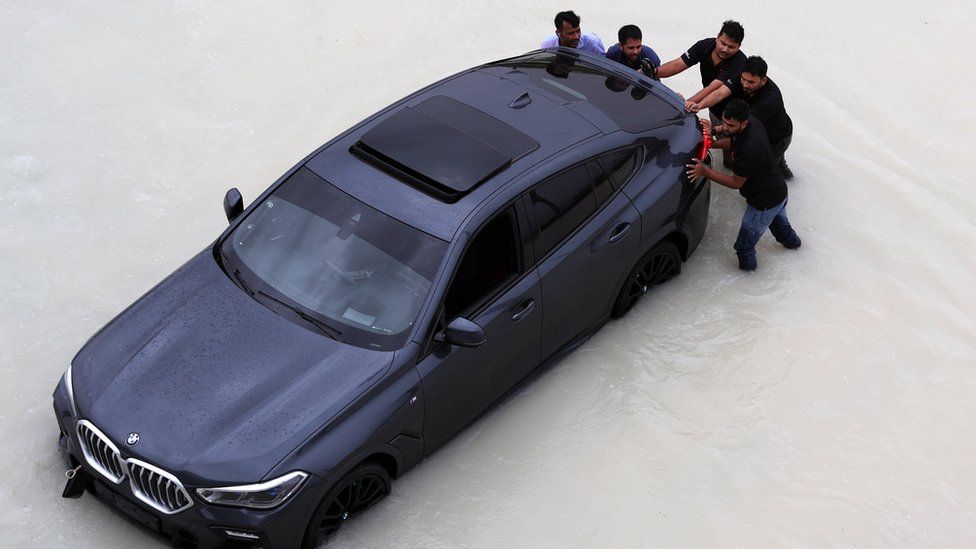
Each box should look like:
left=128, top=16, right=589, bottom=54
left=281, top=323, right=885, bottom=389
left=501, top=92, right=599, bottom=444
left=554, top=10, right=581, bottom=29
left=719, top=20, right=745, bottom=44
left=723, top=99, right=750, bottom=122
left=617, top=24, right=642, bottom=43
left=742, top=56, right=767, bottom=78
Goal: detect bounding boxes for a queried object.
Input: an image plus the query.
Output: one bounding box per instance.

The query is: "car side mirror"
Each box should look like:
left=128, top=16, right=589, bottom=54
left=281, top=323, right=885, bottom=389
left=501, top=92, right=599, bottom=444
left=436, top=317, right=486, bottom=348
left=223, top=188, right=243, bottom=223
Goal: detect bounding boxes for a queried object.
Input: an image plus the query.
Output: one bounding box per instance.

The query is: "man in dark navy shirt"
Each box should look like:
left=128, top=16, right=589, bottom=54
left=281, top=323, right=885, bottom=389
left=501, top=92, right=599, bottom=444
left=656, top=20, right=748, bottom=122
left=688, top=56, right=794, bottom=179
left=687, top=100, right=800, bottom=271
left=605, top=25, right=661, bottom=76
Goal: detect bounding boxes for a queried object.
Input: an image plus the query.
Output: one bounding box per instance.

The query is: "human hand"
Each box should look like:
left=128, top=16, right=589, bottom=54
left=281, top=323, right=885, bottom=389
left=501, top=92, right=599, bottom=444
left=684, top=101, right=700, bottom=112
left=686, top=158, right=706, bottom=180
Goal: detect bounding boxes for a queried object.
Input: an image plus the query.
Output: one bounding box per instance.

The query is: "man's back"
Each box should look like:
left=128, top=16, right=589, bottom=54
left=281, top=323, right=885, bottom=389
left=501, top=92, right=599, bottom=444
left=731, top=117, right=787, bottom=209
left=727, top=75, right=793, bottom=142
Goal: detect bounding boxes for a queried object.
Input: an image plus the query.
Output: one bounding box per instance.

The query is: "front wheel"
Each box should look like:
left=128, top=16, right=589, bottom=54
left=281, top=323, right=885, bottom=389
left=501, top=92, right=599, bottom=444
left=301, top=462, right=392, bottom=548
left=611, top=240, right=681, bottom=318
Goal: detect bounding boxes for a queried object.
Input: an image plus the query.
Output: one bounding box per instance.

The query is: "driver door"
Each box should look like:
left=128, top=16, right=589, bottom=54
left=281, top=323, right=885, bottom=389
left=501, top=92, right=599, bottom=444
left=416, top=205, right=542, bottom=453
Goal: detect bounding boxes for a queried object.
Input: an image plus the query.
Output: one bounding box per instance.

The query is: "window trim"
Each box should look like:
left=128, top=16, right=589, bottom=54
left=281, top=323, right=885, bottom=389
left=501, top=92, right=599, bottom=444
left=523, top=146, right=644, bottom=264
left=598, top=146, right=644, bottom=190
left=419, top=202, right=533, bottom=358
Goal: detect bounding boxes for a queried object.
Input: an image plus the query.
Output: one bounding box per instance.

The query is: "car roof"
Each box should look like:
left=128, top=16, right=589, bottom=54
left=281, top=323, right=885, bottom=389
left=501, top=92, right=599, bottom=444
left=306, top=49, right=682, bottom=241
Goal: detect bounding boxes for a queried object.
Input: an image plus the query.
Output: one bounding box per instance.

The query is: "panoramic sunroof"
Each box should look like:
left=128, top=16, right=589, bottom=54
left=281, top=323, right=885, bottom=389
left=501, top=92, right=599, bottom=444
left=351, top=96, right=539, bottom=202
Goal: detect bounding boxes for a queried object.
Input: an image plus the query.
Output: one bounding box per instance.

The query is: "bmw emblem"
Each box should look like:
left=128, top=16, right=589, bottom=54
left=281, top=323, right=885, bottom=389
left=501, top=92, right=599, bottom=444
left=126, top=432, right=140, bottom=446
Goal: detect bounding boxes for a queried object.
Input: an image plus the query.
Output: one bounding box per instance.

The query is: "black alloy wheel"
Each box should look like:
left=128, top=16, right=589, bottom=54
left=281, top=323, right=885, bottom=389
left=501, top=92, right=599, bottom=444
left=611, top=240, right=681, bottom=318
left=302, top=462, right=392, bottom=548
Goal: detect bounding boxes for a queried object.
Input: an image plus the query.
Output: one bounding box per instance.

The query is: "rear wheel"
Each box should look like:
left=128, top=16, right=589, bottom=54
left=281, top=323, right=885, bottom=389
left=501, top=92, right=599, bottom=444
left=301, top=462, right=391, bottom=548
left=611, top=240, right=681, bottom=318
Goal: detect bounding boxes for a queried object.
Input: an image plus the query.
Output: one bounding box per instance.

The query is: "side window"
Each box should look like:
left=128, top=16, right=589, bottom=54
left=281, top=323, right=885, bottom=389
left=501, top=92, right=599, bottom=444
left=588, top=160, right=614, bottom=206
left=598, top=148, right=640, bottom=188
left=444, top=208, right=520, bottom=320
left=528, top=164, right=597, bottom=258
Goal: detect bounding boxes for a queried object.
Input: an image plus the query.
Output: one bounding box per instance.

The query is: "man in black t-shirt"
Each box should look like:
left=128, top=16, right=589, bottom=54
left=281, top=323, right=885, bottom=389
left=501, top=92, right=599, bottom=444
left=686, top=100, right=800, bottom=271
left=688, top=56, right=794, bottom=179
left=656, top=20, right=748, bottom=122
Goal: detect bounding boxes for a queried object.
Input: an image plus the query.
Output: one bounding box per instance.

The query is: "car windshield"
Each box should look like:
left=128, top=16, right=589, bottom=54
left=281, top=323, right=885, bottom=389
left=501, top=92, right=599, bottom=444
left=221, top=167, right=447, bottom=350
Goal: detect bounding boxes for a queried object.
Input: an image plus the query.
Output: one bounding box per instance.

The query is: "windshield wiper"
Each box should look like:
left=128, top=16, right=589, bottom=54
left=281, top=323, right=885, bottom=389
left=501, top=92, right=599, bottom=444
left=233, top=268, right=254, bottom=296
left=256, top=291, right=342, bottom=340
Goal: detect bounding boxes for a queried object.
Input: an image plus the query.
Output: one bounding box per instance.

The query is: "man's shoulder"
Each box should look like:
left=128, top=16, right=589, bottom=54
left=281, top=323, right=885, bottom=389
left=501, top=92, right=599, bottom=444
left=762, top=78, right=783, bottom=96
left=725, top=71, right=743, bottom=91
left=682, top=37, right=714, bottom=62
left=752, top=79, right=784, bottom=107
left=744, top=117, right=770, bottom=143
left=605, top=43, right=622, bottom=56
left=580, top=32, right=605, bottom=53
left=727, top=50, right=748, bottom=67
left=541, top=34, right=559, bottom=48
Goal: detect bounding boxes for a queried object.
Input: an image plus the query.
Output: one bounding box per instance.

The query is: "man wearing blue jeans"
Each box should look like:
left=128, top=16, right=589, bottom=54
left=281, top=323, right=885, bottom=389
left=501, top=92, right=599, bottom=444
left=686, top=99, right=800, bottom=270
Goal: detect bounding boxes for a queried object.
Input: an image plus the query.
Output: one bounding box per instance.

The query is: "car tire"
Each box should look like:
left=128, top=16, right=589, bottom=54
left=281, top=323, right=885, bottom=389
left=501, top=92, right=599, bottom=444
left=611, top=240, right=681, bottom=319
left=301, top=462, right=392, bottom=548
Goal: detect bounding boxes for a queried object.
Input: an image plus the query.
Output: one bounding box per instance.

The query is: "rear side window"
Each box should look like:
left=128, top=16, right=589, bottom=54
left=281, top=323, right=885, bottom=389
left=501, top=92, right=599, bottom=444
left=528, top=164, right=597, bottom=258
left=598, top=148, right=641, bottom=188
left=588, top=160, right=614, bottom=205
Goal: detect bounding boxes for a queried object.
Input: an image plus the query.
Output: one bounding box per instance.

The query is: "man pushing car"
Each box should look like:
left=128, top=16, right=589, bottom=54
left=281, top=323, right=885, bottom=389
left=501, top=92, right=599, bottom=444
left=686, top=99, right=801, bottom=271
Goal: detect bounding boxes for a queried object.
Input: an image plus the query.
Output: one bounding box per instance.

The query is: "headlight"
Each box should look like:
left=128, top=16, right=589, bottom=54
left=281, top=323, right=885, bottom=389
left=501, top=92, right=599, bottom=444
left=196, top=471, right=308, bottom=509
left=65, top=363, right=79, bottom=417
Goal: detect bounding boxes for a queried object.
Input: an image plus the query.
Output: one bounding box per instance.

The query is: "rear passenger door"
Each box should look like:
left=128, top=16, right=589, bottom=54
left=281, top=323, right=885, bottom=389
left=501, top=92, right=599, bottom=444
left=527, top=150, right=642, bottom=360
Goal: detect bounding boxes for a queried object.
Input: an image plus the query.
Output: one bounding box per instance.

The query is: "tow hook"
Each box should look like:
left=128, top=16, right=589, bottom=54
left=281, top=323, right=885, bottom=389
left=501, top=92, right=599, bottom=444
left=62, top=465, right=90, bottom=498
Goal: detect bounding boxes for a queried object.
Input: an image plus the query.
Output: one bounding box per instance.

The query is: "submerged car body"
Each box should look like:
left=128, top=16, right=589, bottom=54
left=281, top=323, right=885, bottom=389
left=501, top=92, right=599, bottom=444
left=53, top=49, right=710, bottom=547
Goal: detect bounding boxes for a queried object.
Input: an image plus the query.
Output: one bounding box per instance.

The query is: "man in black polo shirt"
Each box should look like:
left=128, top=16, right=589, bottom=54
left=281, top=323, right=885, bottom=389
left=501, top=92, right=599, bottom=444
left=687, top=56, right=794, bottom=179
left=686, top=100, right=801, bottom=271
left=656, top=20, right=748, bottom=123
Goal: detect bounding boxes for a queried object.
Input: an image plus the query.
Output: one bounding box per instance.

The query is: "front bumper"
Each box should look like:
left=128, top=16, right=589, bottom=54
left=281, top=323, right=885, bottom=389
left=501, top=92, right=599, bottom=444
left=53, top=385, right=323, bottom=548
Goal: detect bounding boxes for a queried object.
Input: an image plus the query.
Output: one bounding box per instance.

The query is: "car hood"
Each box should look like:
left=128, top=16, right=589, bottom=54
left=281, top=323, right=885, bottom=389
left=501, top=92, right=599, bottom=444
left=71, top=249, right=393, bottom=485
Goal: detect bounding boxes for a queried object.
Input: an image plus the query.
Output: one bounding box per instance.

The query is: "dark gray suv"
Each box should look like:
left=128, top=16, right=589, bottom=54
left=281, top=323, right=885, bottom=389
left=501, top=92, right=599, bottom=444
left=53, top=49, right=711, bottom=548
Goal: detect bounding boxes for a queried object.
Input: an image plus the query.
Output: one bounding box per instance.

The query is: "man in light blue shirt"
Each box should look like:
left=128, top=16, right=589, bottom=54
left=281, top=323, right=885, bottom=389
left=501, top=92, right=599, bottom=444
left=541, top=10, right=606, bottom=55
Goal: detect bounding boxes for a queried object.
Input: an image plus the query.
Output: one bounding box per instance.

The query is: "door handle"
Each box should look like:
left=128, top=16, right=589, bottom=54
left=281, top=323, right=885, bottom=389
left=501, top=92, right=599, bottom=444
left=511, top=299, right=535, bottom=321
left=608, top=223, right=631, bottom=244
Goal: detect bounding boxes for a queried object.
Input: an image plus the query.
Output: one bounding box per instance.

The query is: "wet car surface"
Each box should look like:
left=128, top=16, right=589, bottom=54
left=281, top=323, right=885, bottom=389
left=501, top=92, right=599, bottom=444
left=53, top=48, right=710, bottom=547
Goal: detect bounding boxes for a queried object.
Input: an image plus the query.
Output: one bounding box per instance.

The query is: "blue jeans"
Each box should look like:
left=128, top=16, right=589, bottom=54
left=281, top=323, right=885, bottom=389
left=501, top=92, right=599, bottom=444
left=733, top=198, right=800, bottom=270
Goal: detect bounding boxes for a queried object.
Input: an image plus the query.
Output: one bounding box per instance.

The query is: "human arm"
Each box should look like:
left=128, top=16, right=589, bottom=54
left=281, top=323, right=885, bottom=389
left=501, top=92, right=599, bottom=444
left=710, top=137, right=731, bottom=149
left=644, top=46, right=661, bottom=68
left=685, top=79, right=725, bottom=108
left=685, top=84, right=732, bottom=112
left=655, top=57, right=688, bottom=78
left=686, top=159, right=745, bottom=189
